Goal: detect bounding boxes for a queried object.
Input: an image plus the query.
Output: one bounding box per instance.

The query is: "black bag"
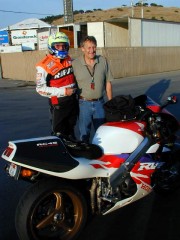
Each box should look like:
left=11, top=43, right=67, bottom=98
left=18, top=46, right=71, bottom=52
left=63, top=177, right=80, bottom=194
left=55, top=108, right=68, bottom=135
left=104, top=95, right=138, bottom=122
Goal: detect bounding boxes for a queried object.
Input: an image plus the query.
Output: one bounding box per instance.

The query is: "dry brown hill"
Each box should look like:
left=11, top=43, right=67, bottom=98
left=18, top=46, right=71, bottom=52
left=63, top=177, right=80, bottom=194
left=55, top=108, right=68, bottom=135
left=52, top=6, right=180, bottom=25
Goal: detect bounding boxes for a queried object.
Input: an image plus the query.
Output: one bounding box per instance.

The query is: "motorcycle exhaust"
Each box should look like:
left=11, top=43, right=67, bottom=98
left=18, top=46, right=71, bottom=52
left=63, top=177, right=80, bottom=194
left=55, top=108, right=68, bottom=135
left=110, top=136, right=154, bottom=188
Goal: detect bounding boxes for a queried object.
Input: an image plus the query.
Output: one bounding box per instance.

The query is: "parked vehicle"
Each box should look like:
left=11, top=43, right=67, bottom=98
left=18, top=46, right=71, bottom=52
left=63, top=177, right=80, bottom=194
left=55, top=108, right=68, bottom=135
left=1, top=95, right=180, bottom=240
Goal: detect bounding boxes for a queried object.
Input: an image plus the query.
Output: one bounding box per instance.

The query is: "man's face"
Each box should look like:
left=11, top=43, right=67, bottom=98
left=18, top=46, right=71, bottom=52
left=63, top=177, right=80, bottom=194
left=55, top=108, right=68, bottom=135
left=81, top=40, right=96, bottom=60
left=54, top=43, right=66, bottom=51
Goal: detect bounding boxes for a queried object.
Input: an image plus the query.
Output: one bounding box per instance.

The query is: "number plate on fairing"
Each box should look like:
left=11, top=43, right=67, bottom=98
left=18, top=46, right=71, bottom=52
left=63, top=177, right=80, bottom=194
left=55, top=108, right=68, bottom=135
left=8, top=163, right=21, bottom=178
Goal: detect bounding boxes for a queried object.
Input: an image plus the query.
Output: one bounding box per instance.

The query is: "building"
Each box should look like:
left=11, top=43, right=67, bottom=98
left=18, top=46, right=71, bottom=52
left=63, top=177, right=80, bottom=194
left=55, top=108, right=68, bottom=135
left=57, top=17, right=180, bottom=48
left=0, top=18, right=57, bottom=51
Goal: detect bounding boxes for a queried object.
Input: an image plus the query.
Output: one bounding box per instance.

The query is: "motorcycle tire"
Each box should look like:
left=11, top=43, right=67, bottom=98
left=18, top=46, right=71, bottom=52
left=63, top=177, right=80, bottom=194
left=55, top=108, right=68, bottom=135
left=15, top=178, right=87, bottom=240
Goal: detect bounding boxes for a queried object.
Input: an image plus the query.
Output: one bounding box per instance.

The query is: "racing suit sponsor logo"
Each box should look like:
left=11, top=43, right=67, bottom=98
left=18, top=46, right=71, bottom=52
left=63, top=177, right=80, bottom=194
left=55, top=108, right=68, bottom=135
left=47, top=61, right=55, bottom=69
left=54, top=67, right=73, bottom=79
left=36, top=90, right=52, bottom=96
left=51, top=67, right=60, bottom=74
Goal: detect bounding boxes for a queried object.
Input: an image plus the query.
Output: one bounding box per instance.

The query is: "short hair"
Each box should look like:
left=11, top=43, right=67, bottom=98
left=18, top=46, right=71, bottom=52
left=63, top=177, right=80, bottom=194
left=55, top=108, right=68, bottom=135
left=80, top=36, right=97, bottom=47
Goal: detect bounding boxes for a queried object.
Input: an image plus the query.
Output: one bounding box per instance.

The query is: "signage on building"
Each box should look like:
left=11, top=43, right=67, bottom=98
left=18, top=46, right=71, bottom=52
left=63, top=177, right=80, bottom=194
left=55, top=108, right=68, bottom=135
left=11, top=30, right=37, bottom=44
left=37, top=30, right=49, bottom=50
left=0, top=30, right=9, bottom=45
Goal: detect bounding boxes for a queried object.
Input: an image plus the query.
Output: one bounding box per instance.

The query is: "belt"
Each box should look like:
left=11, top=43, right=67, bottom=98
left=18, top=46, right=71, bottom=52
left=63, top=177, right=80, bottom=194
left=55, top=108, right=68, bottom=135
left=79, top=96, right=103, bottom=101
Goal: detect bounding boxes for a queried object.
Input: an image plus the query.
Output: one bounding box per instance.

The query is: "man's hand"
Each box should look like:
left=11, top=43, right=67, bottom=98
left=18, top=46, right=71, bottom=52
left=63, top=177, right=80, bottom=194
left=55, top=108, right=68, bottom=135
left=65, top=87, right=76, bottom=96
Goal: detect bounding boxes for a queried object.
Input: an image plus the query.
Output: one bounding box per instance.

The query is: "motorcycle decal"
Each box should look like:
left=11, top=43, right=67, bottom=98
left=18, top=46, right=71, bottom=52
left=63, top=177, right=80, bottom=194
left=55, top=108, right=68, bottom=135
left=36, top=141, right=59, bottom=147
left=90, top=153, right=129, bottom=169
left=131, top=159, right=159, bottom=186
left=104, top=121, right=146, bottom=136
left=140, top=182, right=152, bottom=192
left=129, top=155, right=156, bottom=185
left=131, top=170, right=151, bottom=185
left=137, top=162, right=159, bottom=171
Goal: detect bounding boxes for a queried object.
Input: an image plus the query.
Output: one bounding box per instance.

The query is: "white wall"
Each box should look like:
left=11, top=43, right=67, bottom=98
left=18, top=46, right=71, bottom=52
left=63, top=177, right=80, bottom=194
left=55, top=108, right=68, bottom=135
left=129, top=18, right=180, bottom=47
left=129, top=18, right=142, bottom=47
left=73, top=24, right=81, bottom=48
left=87, top=22, right=104, bottom=47
left=142, top=20, right=180, bottom=46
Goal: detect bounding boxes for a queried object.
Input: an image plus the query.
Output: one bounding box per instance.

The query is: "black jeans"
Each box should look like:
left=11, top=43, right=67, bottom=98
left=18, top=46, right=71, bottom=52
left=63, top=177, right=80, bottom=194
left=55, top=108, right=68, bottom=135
left=50, top=95, right=79, bottom=137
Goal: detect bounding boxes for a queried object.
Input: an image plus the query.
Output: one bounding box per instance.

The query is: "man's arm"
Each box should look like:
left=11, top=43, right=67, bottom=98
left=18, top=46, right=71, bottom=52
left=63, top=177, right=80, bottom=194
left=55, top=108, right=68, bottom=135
left=106, top=81, right=113, bottom=100
left=36, top=66, right=75, bottom=97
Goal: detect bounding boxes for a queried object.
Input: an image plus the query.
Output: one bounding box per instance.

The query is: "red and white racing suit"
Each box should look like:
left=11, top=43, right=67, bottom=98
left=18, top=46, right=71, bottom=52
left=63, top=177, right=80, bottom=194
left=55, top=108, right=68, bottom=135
left=36, top=54, right=78, bottom=137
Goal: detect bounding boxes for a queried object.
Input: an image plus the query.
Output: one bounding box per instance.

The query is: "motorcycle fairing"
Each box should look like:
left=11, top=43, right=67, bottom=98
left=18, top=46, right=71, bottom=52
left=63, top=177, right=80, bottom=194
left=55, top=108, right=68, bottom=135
left=103, top=143, right=180, bottom=215
left=131, top=154, right=161, bottom=185
left=2, top=136, right=162, bottom=179
left=103, top=155, right=161, bottom=215
left=146, top=96, right=173, bottom=115
left=93, top=121, right=146, bottom=154
left=103, top=183, right=152, bottom=215
left=3, top=136, right=79, bottom=173
left=90, top=153, right=129, bottom=169
left=2, top=136, right=116, bottom=179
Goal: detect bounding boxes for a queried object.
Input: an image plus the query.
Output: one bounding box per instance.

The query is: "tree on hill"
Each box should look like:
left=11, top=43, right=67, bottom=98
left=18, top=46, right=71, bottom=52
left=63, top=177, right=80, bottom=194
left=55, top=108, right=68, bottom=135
left=41, top=8, right=102, bottom=24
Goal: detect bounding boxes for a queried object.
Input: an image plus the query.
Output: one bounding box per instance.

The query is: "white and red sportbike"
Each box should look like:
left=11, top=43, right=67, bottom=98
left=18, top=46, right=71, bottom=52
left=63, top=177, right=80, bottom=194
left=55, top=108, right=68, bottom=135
left=1, top=95, right=180, bottom=240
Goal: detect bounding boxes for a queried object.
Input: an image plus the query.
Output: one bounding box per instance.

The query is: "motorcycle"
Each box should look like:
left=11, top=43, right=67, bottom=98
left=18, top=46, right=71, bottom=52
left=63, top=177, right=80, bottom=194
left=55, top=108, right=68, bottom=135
left=1, top=94, right=180, bottom=240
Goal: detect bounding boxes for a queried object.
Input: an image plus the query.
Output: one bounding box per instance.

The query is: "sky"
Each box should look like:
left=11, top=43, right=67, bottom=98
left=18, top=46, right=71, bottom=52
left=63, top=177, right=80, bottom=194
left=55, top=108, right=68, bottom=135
left=0, top=0, right=180, bottom=29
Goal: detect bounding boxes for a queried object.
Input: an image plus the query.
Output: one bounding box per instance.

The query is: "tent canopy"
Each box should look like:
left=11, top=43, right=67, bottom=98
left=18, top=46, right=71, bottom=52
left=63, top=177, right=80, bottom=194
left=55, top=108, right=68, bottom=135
left=1, top=18, right=51, bottom=31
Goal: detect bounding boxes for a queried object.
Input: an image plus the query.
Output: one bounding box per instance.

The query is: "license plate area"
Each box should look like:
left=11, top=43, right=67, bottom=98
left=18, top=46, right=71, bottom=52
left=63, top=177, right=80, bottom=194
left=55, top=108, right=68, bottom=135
left=8, top=163, right=21, bottom=179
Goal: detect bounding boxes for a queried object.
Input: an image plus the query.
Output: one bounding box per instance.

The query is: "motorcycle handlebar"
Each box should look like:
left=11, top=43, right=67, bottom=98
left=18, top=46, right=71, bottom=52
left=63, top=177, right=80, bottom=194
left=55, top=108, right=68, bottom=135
left=137, top=108, right=153, bottom=121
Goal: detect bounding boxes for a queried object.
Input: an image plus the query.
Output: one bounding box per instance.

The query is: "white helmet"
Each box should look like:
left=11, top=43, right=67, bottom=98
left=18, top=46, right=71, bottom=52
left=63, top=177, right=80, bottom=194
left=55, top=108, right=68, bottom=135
left=48, top=32, right=70, bottom=59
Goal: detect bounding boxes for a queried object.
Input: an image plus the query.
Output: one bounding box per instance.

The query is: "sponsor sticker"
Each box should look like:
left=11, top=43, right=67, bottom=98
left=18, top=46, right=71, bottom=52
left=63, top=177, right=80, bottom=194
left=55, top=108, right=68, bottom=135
left=37, top=141, right=58, bottom=147
left=36, top=72, right=42, bottom=80
left=47, top=61, right=55, bottom=69
left=37, top=90, right=51, bottom=96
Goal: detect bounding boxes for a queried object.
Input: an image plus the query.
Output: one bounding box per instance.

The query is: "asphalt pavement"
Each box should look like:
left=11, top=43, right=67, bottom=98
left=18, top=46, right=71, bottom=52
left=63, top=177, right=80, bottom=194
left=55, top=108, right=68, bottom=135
left=0, top=78, right=36, bottom=88
left=1, top=71, right=180, bottom=240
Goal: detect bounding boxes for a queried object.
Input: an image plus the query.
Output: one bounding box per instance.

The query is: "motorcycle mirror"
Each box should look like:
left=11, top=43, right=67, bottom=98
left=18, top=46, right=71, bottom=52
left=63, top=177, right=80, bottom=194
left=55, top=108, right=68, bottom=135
left=167, top=96, right=177, bottom=104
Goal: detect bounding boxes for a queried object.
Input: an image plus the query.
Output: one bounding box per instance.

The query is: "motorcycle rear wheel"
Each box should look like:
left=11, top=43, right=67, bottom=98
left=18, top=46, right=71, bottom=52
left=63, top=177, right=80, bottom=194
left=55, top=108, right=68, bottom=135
left=15, top=178, right=87, bottom=240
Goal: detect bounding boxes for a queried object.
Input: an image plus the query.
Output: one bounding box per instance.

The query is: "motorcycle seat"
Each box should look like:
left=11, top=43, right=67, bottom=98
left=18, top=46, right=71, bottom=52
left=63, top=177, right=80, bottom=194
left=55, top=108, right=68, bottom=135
left=62, top=138, right=103, bottom=159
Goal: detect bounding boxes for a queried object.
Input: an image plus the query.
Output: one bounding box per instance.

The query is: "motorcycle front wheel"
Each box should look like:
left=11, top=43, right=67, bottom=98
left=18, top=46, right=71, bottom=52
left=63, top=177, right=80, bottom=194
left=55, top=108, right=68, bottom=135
left=15, top=178, right=87, bottom=240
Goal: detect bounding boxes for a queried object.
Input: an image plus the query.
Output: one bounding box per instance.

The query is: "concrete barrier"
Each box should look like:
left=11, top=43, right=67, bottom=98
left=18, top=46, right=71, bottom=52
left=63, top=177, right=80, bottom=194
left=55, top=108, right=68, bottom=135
left=0, top=47, right=180, bottom=81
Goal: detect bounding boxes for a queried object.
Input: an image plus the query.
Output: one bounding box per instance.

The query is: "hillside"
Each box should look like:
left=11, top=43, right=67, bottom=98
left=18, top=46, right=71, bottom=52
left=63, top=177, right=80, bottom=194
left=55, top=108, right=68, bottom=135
left=52, top=6, right=180, bottom=25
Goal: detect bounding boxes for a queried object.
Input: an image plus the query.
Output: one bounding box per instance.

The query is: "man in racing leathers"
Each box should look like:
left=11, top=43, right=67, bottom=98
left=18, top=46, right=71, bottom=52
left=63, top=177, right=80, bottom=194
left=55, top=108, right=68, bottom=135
left=36, top=31, right=78, bottom=139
